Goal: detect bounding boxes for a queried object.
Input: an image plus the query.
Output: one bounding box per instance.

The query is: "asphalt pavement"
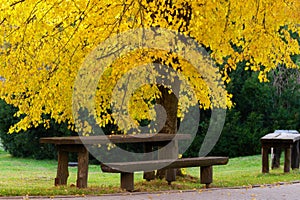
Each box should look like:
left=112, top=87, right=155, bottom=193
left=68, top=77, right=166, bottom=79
left=1, top=183, right=300, bottom=200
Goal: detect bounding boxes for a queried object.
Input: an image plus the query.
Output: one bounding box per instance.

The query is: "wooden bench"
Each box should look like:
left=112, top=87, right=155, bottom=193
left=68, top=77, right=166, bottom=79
left=101, top=156, right=229, bottom=191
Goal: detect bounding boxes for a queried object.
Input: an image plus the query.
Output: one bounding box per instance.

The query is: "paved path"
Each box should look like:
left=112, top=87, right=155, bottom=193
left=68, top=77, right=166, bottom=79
left=1, top=183, right=300, bottom=200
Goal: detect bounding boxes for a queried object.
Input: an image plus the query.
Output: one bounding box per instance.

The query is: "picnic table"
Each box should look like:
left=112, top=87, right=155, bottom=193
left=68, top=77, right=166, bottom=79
left=261, top=132, right=300, bottom=173
left=40, top=133, right=191, bottom=188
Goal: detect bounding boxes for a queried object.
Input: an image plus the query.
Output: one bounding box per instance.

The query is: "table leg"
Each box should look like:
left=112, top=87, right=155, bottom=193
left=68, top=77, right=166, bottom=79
left=291, top=141, right=299, bottom=169
left=284, top=147, right=291, bottom=173
left=77, top=147, right=89, bottom=188
left=143, top=144, right=155, bottom=181
left=262, top=146, right=269, bottom=173
left=271, top=147, right=281, bottom=169
left=55, top=148, right=69, bottom=186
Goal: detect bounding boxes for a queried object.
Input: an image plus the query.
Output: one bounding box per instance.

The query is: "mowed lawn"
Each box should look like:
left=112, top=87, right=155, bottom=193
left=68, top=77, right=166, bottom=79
left=0, top=149, right=300, bottom=197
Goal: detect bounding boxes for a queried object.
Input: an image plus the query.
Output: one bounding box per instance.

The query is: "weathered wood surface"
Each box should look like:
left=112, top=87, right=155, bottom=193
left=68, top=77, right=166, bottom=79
left=261, top=133, right=300, bottom=144
left=271, top=147, right=281, bottom=169
left=101, top=157, right=229, bottom=173
left=55, top=150, right=69, bottom=186
left=272, top=142, right=300, bottom=170
left=262, top=146, right=269, bottom=173
left=121, top=172, right=134, bottom=191
left=40, top=133, right=191, bottom=145
left=200, top=166, right=213, bottom=187
left=261, top=133, right=300, bottom=173
left=284, top=147, right=292, bottom=173
left=77, top=147, right=89, bottom=188
left=292, top=141, right=300, bottom=169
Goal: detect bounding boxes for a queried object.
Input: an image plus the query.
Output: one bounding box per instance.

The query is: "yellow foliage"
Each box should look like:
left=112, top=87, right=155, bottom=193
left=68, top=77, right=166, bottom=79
left=0, top=0, right=299, bottom=132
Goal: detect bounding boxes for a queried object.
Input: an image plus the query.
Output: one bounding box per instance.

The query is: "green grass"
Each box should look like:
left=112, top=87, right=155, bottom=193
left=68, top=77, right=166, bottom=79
left=0, top=149, right=300, bottom=197
left=189, top=155, right=300, bottom=188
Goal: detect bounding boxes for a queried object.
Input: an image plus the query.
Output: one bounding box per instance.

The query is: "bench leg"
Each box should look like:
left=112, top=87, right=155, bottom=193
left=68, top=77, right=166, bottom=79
left=166, top=169, right=176, bottom=185
left=200, top=166, right=212, bottom=188
left=55, top=149, right=69, bottom=186
left=121, top=172, right=134, bottom=191
left=77, top=147, right=89, bottom=188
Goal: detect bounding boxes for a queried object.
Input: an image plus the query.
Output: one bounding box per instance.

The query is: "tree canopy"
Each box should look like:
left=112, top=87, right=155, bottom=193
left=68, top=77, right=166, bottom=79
left=0, top=0, right=299, bottom=133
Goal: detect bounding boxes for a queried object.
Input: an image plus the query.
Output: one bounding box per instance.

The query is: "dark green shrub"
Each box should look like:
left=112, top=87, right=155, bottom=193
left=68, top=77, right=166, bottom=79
left=0, top=100, right=77, bottom=160
left=185, top=67, right=299, bottom=158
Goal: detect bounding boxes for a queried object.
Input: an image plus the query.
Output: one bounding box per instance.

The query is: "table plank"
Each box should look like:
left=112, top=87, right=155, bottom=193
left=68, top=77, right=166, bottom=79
left=261, top=133, right=300, bottom=144
left=40, top=133, right=191, bottom=145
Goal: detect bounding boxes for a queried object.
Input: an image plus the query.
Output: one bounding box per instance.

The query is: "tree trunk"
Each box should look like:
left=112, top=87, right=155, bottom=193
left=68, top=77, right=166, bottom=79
left=157, top=85, right=179, bottom=134
left=142, top=0, right=192, bottom=180
left=155, top=83, right=179, bottom=179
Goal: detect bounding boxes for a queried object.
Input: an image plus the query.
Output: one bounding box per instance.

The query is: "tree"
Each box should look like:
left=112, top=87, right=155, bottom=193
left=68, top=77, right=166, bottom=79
left=0, top=0, right=299, bottom=133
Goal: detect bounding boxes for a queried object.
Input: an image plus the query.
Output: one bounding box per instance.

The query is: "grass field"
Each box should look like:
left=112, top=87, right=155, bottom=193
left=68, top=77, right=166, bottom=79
left=0, top=149, right=300, bottom=197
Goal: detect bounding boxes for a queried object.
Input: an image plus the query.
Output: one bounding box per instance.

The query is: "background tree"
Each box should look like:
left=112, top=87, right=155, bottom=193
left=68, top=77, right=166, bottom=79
left=185, top=62, right=300, bottom=158
left=0, top=0, right=299, bottom=134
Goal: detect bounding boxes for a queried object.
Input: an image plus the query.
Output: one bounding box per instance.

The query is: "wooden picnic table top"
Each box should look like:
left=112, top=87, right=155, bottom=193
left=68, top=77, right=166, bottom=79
left=40, top=133, right=191, bottom=145
left=261, top=133, right=300, bottom=144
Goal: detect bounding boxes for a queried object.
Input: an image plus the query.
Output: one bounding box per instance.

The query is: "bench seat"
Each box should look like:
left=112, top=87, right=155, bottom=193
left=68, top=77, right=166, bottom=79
left=101, top=156, right=229, bottom=191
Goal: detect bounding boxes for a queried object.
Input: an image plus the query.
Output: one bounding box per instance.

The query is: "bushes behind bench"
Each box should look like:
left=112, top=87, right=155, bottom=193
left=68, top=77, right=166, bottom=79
left=0, top=100, right=78, bottom=160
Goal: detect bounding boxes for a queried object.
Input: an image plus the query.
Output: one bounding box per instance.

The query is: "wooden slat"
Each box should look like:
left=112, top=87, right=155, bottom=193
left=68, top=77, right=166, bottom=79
left=40, top=134, right=191, bottom=145
left=261, top=133, right=300, bottom=143
left=101, top=157, right=229, bottom=173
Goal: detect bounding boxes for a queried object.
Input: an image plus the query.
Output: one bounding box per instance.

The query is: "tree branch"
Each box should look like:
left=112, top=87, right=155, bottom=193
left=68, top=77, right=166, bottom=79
left=10, top=0, right=25, bottom=7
